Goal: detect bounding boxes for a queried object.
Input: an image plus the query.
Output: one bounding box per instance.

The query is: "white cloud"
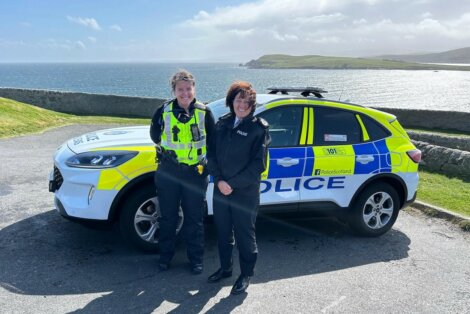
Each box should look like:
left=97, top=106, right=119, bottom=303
left=45, top=39, right=72, bottom=50
left=178, top=0, right=392, bottom=58
left=353, top=18, right=367, bottom=25
left=182, top=0, right=391, bottom=29
left=421, top=12, right=433, bottom=18
left=88, top=36, right=97, bottom=43
left=227, top=29, right=255, bottom=38
left=293, top=13, right=346, bottom=25
left=270, top=31, right=299, bottom=41
left=67, top=16, right=101, bottom=30
left=75, top=41, right=86, bottom=50
left=0, top=39, right=27, bottom=48
left=42, top=39, right=86, bottom=50
left=175, top=0, right=470, bottom=59
left=110, top=24, right=122, bottom=31
left=310, top=36, right=342, bottom=44
left=20, top=22, right=31, bottom=27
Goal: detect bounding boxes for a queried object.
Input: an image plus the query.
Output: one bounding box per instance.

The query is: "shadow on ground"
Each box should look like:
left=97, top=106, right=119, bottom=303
left=0, top=210, right=410, bottom=313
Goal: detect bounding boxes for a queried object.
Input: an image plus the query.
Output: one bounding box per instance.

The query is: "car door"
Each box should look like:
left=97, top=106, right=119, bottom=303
left=256, top=105, right=304, bottom=210
left=300, top=106, right=382, bottom=209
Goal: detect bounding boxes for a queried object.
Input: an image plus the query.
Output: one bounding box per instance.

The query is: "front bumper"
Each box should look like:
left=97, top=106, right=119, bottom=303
left=49, top=143, right=122, bottom=221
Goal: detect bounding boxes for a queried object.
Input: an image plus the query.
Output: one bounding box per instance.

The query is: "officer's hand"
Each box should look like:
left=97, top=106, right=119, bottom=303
left=218, top=180, right=233, bottom=196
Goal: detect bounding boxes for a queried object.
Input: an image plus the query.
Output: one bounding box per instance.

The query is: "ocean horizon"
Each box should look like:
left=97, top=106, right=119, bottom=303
left=1, top=62, right=470, bottom=112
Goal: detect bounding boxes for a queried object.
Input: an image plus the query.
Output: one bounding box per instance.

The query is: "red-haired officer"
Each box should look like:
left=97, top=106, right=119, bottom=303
left=207, top=81, right=270, bottom=295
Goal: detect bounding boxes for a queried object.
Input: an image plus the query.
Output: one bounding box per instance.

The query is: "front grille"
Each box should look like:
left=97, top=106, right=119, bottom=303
left=53, top=166, right=64, bottom=190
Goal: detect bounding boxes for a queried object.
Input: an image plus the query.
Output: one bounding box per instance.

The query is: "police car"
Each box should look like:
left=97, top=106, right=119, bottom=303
left=49, top=87, right=421, bottom=251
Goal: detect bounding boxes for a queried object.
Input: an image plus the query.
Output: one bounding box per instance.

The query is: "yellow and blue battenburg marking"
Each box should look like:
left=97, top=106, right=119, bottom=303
left=262, top=139, right=396, bottom=180
left=265, top=147, right=305, bottom=178
left=211, top=137, right=405, bottom=184
left=352, top=142, right=381, bottom=174
left=373, top=139, right=392, bottom=173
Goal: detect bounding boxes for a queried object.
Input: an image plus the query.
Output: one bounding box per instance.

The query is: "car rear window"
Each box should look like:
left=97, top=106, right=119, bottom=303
left=361, top=115, right=391, bottom=141
left=314, top=107, right=361, bottom=145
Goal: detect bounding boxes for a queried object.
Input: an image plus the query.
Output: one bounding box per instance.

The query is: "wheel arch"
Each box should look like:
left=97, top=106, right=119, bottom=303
left=349, top=173, right=408, bottom=210
left=108, top=171, right=156, bottom=222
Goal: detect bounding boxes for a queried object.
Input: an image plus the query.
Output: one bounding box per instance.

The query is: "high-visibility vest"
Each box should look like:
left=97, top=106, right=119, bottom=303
left=160, top=101, right=207, bottom=164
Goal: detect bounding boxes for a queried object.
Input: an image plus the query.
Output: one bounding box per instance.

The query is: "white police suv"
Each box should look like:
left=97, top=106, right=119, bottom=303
left=49, top=87, right=421, bottom=251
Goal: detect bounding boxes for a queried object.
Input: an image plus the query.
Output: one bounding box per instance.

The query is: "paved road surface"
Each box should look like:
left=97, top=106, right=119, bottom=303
left=1, top=125, right=469, bottom=313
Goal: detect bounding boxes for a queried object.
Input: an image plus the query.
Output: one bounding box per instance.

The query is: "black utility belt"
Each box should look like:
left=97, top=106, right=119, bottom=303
left=161, top=158, right=197, bottom=166
left=178, top=162, right=199, bottom=168
left=161, top=159, right=205, bottom=175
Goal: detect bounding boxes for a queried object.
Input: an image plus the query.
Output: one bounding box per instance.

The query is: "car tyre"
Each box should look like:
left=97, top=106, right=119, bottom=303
left=119, top=185, right=183, bottom=252
left=349, top=182, right=400, bottom=237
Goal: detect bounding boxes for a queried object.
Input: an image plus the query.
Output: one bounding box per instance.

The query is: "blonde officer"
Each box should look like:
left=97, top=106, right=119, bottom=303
left=150, top=70, right=215, bottom=274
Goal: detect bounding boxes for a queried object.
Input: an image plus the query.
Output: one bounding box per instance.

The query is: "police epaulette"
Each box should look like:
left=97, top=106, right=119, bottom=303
left=162, top=100, right=172, bottom=112
left=162, top=100, right=172, bottom=107
left=220, top=112, right=232, bottom=120
left=256, top=117, right=269, bottom=128
left=194, top=102, right=207, bottom=110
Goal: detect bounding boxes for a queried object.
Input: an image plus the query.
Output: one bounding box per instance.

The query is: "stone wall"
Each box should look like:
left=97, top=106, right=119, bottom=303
left=0, top=88, right=166, bottom=118
left=1, top=88, right=469, bottom=132
left=412, top=140, right=470, bottom=179
left=408, top=131, right=470, bottom=152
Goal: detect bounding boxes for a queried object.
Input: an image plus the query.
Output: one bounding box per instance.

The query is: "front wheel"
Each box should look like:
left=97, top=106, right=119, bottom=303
left=349, top=182, right=400, bottom=237
left=119, top=185, right=184, bottom=252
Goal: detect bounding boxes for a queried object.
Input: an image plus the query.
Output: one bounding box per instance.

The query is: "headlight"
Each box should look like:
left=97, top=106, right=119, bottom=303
left=66, top=151, right=138, bottom=168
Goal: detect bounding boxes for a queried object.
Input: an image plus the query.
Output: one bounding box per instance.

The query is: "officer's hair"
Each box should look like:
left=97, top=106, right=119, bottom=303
left=170, top=69, right=195, bottom=91
left=226, top=81, right=257, bottom=114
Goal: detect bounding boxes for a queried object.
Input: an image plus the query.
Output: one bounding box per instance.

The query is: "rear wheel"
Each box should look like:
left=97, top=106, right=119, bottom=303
left=119, top=185, right=183, bottom=252
left=349, top=182, right=400, bottom=237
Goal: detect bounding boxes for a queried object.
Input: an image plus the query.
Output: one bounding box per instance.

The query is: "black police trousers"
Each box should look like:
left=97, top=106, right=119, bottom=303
left=213, top=185, right=259, bottom=277
left=155, top=161, right=207, bottom=265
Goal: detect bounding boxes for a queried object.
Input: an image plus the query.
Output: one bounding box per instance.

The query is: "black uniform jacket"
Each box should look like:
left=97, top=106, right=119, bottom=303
left=207, top=112, right=270, bottom=191
left=149, top=98, right=215, bottom=145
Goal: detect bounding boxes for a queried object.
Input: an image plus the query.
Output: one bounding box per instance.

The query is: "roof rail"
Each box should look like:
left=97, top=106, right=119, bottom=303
left=267, top=87, right=327, bottom=98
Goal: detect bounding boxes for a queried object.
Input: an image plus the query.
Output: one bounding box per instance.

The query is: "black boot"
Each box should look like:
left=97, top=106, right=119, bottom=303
left=230, top=275, right=250, bottom=295
left=207, top=268, right=232, bottom=283
left=190, top=263, right=204, bottom=275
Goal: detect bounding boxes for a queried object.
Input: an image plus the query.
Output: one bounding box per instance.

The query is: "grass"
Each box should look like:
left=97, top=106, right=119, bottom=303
left=0, top=97, right=149, bottom=138
left=245, top=54, right=470, bottom=71
left=417, top=170, right=470, bottom=218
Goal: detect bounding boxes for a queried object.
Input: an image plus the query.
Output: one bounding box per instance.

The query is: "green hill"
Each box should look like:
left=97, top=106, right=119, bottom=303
left=245, top=54, right=470, bottom=70
left=373, top=47, right=470, bottom=64
left=0, top=97, right=148, bottom=138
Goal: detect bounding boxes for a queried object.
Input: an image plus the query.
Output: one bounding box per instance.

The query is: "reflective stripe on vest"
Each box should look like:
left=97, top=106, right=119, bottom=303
left=160, top=101, right=207, bottom=163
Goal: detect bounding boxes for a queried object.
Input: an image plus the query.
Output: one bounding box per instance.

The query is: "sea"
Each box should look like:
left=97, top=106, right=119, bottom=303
left=1, top=62, right=470, bottom=112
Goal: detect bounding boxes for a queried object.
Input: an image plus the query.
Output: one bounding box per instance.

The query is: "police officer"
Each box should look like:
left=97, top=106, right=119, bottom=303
left=150, top=70, right=215, bottom=274
left=207, top=81, right=270, bottom=294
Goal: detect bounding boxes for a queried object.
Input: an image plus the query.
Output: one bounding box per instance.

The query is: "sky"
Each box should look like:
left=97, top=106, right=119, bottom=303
left=1, top=0, right=470, bottom=63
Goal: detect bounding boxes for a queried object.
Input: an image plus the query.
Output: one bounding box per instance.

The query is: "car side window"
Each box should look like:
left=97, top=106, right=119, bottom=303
left=314, top=107, right=361, bottom=145
left=257, top=106, right=303, bottom=147
left=361, top=114, right=391, bottom=141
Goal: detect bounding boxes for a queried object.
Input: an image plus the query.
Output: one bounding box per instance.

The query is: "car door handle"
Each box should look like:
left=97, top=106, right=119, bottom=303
left=277, top=158, right=299, bottom=167
left=356, top=155, right=375, bottom=164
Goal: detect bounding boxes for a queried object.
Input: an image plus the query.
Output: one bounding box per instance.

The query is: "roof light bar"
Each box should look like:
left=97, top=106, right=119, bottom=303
left=267, top=87, right=328, bottom=98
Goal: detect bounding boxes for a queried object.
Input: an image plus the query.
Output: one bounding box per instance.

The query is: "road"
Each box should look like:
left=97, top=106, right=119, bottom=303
left=1, top=125, right=469, bottom=313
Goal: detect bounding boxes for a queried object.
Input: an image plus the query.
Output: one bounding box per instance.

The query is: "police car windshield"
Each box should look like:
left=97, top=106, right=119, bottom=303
left=207, top=99, right=228, bottom=120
